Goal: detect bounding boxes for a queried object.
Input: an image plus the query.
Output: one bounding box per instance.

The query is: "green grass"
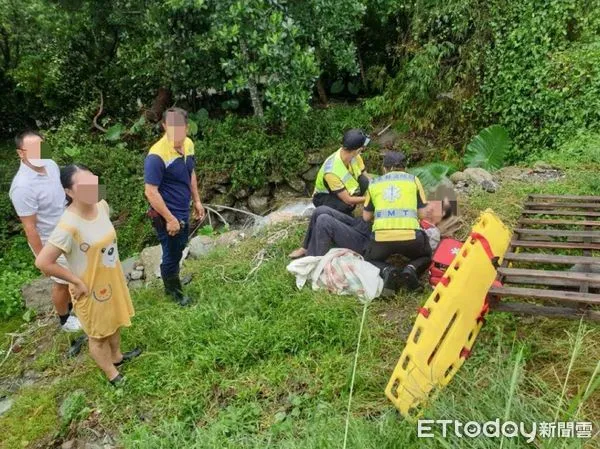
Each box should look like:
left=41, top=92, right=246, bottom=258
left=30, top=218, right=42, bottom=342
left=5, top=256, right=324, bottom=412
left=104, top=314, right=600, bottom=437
left=1, top=135, right=600, bottom=448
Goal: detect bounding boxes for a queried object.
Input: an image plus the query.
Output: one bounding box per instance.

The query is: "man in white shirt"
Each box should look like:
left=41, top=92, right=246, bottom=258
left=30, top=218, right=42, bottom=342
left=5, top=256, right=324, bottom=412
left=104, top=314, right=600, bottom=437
left=9, top=131, right=81, bottom=332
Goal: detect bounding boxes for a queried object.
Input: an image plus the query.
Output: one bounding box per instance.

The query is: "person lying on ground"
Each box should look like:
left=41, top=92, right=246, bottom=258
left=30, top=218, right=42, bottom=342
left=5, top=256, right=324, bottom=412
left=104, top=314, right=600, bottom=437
left=9, top=130, right=81, bottom=332
left=311, top=129, right=371, bottom=215
left=288, top=205, right=372, bottom=259
left=35, top=164, right=140, bottom=386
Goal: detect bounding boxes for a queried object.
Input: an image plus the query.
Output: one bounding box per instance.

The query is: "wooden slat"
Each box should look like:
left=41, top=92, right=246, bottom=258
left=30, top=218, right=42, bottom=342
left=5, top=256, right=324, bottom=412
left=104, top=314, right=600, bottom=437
left=497, top=267, right=600, bottom=283
left=503, top=252, right=600, bottom=265
left=489, top=286, right=600, bottom=305
left=511, top=240, right=600, bottom=250
left=528, top=194, right=600, bottom=201
left=518, top=218, right=600, bottom=227
left=490, top=301, right=600, bottom=322
left=524, top=202, right=600, bottom=209
left=522, top=210, right=600, bottom=217
left=502, top=276, right=590, bottom=288
left=514, top=228, right=600, bottom=238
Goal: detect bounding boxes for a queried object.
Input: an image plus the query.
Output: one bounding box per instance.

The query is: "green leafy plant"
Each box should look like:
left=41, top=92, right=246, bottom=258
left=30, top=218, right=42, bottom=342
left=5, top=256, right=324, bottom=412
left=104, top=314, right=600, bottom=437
left=463, top=125, right=511, bottom=171
left=408, top=162, right=451, bottom=191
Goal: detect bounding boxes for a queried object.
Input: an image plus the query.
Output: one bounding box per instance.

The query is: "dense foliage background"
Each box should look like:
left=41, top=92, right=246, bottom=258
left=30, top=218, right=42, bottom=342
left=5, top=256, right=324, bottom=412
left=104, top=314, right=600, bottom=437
left=2, top=0, right=600, bottom=318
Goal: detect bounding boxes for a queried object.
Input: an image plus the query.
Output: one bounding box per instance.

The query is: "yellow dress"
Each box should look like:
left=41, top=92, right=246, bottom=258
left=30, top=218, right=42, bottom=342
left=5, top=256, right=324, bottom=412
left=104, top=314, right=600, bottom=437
left=48, top=200, right=134, bottom=338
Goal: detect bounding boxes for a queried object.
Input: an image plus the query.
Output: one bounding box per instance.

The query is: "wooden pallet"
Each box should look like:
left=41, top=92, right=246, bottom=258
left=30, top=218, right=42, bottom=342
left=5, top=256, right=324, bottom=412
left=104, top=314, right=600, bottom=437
left=489, top=194, right=600, bottom=321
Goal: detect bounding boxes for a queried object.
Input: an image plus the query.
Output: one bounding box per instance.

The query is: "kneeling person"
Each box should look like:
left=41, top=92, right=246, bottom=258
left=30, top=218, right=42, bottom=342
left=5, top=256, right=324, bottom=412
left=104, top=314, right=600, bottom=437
left=362, top=151, right=431, bottom=292
left=312, top=129, right=370, bottom=215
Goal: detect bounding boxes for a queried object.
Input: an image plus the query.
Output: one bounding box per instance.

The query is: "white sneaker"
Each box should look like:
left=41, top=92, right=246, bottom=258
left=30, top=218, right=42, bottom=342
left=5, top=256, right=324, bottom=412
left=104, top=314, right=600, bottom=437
left=61, top=315, right=82, bottom=332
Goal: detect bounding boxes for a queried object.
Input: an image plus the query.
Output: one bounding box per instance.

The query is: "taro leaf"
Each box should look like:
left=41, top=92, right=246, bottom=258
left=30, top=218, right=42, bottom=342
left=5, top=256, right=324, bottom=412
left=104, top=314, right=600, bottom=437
left=188, top=119, right=198, bottom=136
left=464, top=124, right=511, bottom=171
left=222, top=99, right=240, bottom=110
left=105, top=124, right=125, bottom=141
left=330, top=80, right=345, bottom=94
left=348, top=81, right=360, bottom=95
left=408, top=163, right=451, bottom=191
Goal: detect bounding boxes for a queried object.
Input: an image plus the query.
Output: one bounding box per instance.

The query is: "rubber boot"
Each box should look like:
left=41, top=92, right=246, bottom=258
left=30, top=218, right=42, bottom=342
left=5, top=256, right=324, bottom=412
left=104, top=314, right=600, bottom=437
left=163, top=276, right=191, bottom=307
left=400, top=265, right=421, bottom=291
left=380, top=265, right=402, bottom=298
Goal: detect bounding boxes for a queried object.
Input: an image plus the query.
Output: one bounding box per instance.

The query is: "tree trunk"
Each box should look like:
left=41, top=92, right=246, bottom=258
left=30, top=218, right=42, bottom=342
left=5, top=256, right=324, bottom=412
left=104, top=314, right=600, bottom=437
left=247, top=76, right=264, bottom=118
left=316, top=75, right=328, bottom=106
left=240, top=40, right=264, bottom=118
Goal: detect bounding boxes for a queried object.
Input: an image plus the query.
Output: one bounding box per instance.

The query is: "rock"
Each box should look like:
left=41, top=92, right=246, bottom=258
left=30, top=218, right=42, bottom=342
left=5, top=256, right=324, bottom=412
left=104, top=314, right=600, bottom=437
left=376, top=127, right=401, bottom=148
left=61, top=439, right=75, bottom=449
left=306, top=152, right=324, bottom=165
left=496, top=166, right=528, bottom=181
left=254, top=186, right=271, bottom=197
left=188, top=235, right=215, bottom=259
left=211, top=193, right=236, bottom=208
left=463, top=167, right=494, bottom=185
left=248, top=194, right=270, bottom=215
left=268, top=172, right=284, bottom=183
left=128, top=280, right=144, bottom=290
left=216, top=230, right=245, bottom=247
left=255, top=199, right=315, bottom=231
left=533, top=161, right=554, bottom=171
left=301, top=165, right=320, bottom=182
left=0, top=397, right=13, bottom=417
left=134, top=265, right=144, bottom=272
left=121, top=256, right=137, bottom=280
left=287, top=176, right=307, bottom=194
left=129, top=269, right=143, bottom=280
left=21, top=277, right=54, bottom=314
left=480, top=179, right=498, bottom=193
left=234, top=188, right=249, bottom=200
left=139, top=244, right=162, bottom=280
left=213, top=184, right=229, bottom=194
left=449, top=171, right=467, bottom=184
left=272, top=185, right=301, bottom=205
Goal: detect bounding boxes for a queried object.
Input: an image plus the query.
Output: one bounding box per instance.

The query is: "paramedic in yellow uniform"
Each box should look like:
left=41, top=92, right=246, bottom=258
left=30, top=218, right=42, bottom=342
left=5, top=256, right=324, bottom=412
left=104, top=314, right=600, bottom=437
left=312, top=129, right=370, bottom=215
left=362, top=151, right=432, bottom=292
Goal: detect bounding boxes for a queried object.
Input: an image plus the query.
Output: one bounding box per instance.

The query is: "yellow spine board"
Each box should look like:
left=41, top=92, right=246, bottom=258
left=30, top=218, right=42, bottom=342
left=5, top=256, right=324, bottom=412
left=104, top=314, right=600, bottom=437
left=385, top=209, right=512, bottom=417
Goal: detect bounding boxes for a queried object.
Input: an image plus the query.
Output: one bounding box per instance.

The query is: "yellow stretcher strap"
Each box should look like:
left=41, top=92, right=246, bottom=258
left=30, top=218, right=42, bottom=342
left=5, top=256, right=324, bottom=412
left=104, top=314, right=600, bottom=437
left=385, top=208, right=512, bottom=417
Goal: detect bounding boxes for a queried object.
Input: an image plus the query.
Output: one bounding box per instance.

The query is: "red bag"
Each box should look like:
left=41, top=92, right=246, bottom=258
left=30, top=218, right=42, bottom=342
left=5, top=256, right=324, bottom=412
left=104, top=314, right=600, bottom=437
left=428, top=237, right=503, bottom=288
left=429, top=238, right=463, bottom=287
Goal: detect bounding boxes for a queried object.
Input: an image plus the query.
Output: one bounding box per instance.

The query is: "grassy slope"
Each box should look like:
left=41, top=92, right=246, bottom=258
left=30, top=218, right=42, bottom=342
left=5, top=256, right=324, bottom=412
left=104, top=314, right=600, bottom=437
left=1, top=137, right=599, bottom=449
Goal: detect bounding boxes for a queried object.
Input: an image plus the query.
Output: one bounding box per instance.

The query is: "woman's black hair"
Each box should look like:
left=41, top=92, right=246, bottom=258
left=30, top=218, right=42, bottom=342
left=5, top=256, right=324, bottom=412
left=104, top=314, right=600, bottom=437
left=60, top=164, right=92, bottom=206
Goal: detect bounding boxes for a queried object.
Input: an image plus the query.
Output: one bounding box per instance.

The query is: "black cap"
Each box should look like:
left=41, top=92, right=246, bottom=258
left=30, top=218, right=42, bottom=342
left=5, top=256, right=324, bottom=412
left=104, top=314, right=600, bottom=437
left=383, top=151, right=406, bottom=168
left=342, top=129, right=370, bottom=150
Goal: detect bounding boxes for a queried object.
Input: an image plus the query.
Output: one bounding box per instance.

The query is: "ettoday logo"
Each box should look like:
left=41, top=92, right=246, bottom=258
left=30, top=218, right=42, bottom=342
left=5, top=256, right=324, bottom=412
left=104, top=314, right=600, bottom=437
left=417, top=419, right=594, bottom=441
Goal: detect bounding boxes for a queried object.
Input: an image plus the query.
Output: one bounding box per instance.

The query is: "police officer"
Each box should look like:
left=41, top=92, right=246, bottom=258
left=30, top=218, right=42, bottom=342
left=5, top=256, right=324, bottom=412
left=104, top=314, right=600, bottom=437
left=312, top=129, right=370, bottom=215
left=363, top=151, right=432, bottom=292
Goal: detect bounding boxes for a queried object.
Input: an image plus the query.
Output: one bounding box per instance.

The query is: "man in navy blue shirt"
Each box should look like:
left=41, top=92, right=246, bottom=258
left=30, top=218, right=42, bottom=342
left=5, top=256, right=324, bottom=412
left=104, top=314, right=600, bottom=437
left=144, top=108, right=205, bottom=306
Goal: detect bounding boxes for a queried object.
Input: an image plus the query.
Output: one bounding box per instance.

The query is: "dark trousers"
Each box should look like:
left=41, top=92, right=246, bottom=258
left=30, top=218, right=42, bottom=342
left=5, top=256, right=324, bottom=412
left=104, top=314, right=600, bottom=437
left=312, top=174, right=370, bottom=216
left=364, top=230, right=432, bottom=275
left=156, top=221, right=189, bottom=278
left=303, top=206, right=371, bottom=257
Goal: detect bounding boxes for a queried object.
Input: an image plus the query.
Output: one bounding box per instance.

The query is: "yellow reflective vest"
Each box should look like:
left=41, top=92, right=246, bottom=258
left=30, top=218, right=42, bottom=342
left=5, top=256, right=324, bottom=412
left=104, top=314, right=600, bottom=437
left=369, top=171, right=420, bottom=232
left=313, top=149, right=362, bottom=195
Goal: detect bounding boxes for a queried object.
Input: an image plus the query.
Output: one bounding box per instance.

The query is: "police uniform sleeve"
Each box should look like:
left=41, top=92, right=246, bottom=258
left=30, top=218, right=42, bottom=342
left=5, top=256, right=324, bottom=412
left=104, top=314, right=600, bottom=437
left=323, top=173, right=345, bottom=193
left=414, top=177, right=427, bottom=209
left=364, top=191, right=375, bottom=212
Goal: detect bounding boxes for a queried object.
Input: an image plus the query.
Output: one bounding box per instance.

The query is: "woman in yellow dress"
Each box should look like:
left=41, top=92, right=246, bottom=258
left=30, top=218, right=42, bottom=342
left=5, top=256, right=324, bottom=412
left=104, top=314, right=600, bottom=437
left=36, top=164, right=139, bottom=385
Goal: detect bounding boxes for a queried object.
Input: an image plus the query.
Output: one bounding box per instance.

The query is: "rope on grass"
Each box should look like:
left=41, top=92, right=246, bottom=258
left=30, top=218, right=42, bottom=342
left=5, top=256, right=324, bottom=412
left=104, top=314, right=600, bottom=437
left=343, top=301, right=369, bottom=449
